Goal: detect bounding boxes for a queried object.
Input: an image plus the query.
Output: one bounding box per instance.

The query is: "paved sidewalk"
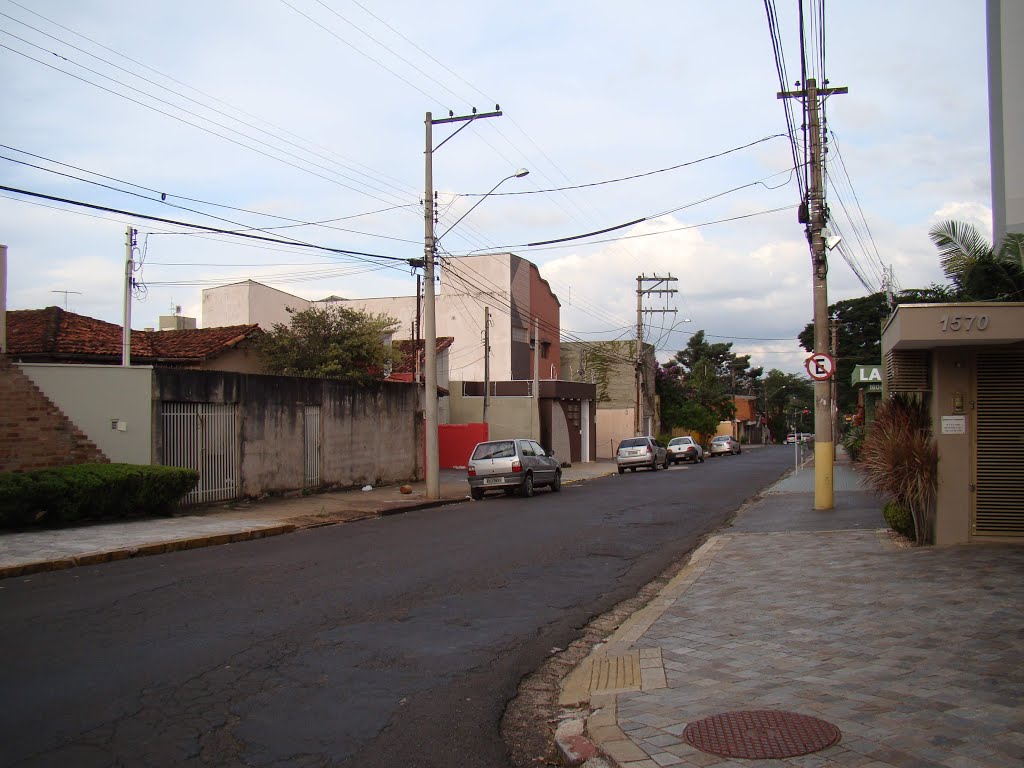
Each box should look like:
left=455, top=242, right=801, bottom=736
left=0, top=460, right=618, bottom=579
left=560, top=457, right=1024, bottom=768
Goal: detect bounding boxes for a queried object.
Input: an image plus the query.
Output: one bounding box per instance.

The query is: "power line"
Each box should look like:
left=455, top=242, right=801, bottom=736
left=457, top=135, right=789, bottom=196
left=0, top=37, right=414, bottom=207
left=2, top=2, right=422, bottom=200
left=0, top=184, right=413, bottom=266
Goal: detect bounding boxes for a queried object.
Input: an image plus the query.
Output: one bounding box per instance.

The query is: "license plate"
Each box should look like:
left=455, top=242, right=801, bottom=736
left=483, top=477, right=504, bottom=485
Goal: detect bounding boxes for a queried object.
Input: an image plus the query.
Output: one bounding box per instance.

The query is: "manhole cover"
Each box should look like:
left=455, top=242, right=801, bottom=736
left=683, top=710, right=841, bottom=759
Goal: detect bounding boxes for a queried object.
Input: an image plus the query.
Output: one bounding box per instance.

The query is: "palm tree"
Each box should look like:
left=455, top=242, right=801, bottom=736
left=929, top=220, right=1024, bottom=301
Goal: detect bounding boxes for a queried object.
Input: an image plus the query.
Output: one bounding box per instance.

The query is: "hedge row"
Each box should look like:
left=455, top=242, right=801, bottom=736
left=883, top=499, right=916, bottom=541
left=0, top=464, right=199, bottom=528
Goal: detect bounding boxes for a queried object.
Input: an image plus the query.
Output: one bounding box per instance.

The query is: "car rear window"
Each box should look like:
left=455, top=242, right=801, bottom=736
left=712, top=436, right=729, bottom=442
left=471, top=441, right=516, bottom=460
left=618, top=438, right=649, bottom=449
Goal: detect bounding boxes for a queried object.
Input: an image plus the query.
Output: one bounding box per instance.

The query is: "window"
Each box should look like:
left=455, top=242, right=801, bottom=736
left=518, top=440, right=535, bottom=457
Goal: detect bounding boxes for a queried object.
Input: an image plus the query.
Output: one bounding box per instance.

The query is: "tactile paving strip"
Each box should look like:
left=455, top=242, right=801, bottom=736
left=683, top=709, right=841, bottom=759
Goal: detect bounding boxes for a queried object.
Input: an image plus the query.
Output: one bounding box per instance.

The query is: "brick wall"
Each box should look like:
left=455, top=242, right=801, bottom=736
left=0, top=357, right=108, bottom=472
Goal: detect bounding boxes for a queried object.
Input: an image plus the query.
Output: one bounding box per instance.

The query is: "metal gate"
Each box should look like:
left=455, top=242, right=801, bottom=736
left=973, top=349, right=1024, bottom=536
left=304, top=404, right=321, bottom=489
left=161, top=402, right=238, bottom=505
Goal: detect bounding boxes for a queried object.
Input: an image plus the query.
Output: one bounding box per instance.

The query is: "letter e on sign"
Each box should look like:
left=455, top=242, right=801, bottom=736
left=805, top=353, right=835, bottom=381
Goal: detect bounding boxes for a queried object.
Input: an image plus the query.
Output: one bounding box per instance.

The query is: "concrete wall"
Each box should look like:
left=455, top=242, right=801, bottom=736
left=595, top=407, right=634, bottom=459
left=450, top=387, right=534, bottom=442
left=153, top=369, right=421, bottom=497
left=18, top=363, right=153, bottom=464
left=988, top=0, right=1024, bottom=242
left=931, top=347, right=974, bottom=546
left=0, top=358, right=107, bottom=471
left=202, top=281, right=310, bottom=329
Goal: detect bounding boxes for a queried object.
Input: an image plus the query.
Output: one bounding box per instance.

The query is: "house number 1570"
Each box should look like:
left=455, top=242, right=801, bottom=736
left=939, top=314, right=988, bottom=331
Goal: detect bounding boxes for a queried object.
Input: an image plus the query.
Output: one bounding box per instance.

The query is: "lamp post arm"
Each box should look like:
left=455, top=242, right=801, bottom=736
left=436, top=175, right=511, bottom=242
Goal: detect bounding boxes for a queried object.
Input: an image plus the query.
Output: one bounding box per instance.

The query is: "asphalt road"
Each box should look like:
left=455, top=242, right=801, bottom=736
left=0, top=446, right=793, bottom=768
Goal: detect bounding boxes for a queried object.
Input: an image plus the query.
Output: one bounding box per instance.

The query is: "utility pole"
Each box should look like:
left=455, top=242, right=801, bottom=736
left=122, top=227, right=137, bottom=367
left=532, top=316, right=540, bottom=441
left=482, top=306, right=491, bottom=429
left=423, top=108, right=502, bottom=499
left=779, top=76, right=846, bottom=510
left=831, top=317, right=840, bottom=456
left=635, top=274, right=678, bottom=436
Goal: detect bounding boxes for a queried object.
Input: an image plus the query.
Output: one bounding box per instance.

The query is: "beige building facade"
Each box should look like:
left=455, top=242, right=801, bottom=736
left=881, top=302, right=1024, bottom=546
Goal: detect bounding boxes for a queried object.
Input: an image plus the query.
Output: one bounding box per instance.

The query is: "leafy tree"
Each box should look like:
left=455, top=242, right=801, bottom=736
left=760, top=369, right=813, bottom=441
left=657, top=330, right=763, bottom=436
left=257, top=304, right=400, bottom=383
left=930, top=220, right=1024, bottom=301
left=797, top=288, right=952, bottom=415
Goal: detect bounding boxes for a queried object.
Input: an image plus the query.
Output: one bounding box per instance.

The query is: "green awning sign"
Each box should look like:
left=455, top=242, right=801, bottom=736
left=851, top=365, right=882, bottom=387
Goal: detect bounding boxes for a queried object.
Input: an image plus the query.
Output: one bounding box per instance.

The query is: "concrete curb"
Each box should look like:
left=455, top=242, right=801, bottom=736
left=556, top=535, right=730, bottom=768
left=0, top=524, right=296, bottom=580
left=0, top=467, right=618, bottom=582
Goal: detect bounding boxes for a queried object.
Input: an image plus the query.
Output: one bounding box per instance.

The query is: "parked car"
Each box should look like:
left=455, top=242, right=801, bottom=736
left=466, top=439, right=561, bottom=500
left=785, top=433, right=798, bottom=445
left=707, top=434, right=741, bottom=456
left=667, top=436, right=704, bottom=464
left=615, top=436, right=669, bottom=473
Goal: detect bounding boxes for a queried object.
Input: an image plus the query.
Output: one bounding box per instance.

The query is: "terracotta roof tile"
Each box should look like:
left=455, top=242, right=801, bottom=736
left=391, top=337, right=454, bottom=375
left=5, top=307, right=261, bottom=363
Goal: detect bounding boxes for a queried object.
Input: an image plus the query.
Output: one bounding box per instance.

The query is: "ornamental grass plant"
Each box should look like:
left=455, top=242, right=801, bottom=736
left=858, top=394, right=937, bottom=545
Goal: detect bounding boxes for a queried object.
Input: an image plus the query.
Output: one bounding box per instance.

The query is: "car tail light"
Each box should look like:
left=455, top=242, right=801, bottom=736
left=511, top=460, right=522, bottom=473
left=467, top=465, right=476, bottom=477
left=646, top=445, right=653, bottom=454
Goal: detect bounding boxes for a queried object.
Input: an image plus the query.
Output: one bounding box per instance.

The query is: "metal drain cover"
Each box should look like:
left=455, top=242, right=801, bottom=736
left=683, top=710, right=841, bottom=759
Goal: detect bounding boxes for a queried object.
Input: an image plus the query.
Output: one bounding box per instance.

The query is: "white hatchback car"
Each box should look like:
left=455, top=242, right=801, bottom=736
left=667, top=436, right=704, bottom=464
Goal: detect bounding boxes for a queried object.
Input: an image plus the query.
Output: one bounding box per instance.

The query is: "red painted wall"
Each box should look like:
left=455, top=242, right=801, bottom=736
left=439, top=422, right=489, bottom=468
left=529, top=262, right=561, bottom=380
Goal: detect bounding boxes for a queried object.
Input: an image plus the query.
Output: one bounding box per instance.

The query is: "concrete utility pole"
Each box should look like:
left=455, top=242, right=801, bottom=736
left=482, top=306, right=491, bottom=428
left=830, top=317, right=840, bottom=455
left=635, top=274, right=678, bottom=436
left=122, top=227, right=137, bottom=367
left=422, top=108, right=502, bottom=499
left=779, top=76, right=846, bottom=510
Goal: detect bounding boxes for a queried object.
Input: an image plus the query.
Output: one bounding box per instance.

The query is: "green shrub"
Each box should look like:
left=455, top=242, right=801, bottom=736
left=883, top=499, right=916, bottom=540
left=0, top=464, right=199, bottom=528
left=841, top=425, right=865, bottom=462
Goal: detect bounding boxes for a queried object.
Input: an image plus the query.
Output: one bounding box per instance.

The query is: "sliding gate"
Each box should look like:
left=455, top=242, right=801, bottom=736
left=161, top=402, right=239, bottom=505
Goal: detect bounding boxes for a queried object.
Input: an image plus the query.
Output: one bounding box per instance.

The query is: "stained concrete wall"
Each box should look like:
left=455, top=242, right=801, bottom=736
left=595, top=407, right=634, bottom=459
left=450, top=388, right=534, bottom=442
left=153, top=369, right=421, bottom=497
left=17, top=363, right=153, bottom=464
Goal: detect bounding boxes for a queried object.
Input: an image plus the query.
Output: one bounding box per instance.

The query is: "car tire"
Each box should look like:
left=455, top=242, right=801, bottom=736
left=618, top=467, right=625, bottom=475
left=519, top=473, right=534, bottom=498
left=630, top=467, right=637, bottom=472
left=699, top=455, right=704, bottom=463
left=471, top=487, right=484, bottom=501
left=550, top=471, right=561, bottom=492
left=662, top=456, right=670, bottom=470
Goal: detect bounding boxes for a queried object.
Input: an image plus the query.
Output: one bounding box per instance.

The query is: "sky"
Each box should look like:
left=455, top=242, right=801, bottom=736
left=0, top=0, right=993, bottom=375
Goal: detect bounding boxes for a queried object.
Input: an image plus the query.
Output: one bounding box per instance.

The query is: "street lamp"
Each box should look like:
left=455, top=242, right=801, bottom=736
left=422, top=109, right=529, bottom=499
left=436, top=169, right=529, bottom=243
